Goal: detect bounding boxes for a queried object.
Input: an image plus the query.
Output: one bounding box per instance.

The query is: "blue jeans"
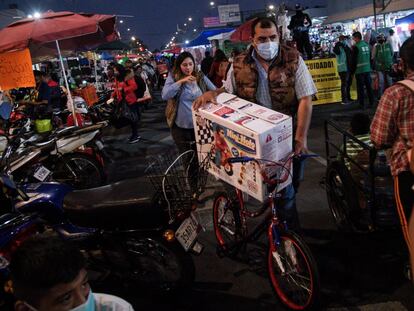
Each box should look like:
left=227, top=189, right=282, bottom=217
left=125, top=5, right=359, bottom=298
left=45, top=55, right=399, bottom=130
left=129, top=103, right=140, bottom=138
left=275, top=157, right=304, bottom=230
left=377, top=71, right=392, bottom=97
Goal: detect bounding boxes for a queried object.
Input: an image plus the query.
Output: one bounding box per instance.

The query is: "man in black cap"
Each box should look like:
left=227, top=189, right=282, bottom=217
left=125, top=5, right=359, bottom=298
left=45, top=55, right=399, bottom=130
left=288, top=4, right=313, bottom=59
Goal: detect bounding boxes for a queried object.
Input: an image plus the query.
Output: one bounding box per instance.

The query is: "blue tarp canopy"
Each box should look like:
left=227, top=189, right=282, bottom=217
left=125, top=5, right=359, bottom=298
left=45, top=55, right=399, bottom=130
left=396, top=12, right=414, bottom=25
left=186, top=28, right=234, bottom=47
left=100, top=51, right=114, bottom=60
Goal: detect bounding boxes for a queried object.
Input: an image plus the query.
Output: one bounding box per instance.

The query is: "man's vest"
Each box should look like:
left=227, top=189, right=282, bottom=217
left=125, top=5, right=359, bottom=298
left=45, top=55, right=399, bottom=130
left=233, top=45, right=300, bottom=116
left=375, top=42, right=393, bottom=71
left=355, top=41, right=371, bottom=75
left=336, top=46, right=348, bottom=73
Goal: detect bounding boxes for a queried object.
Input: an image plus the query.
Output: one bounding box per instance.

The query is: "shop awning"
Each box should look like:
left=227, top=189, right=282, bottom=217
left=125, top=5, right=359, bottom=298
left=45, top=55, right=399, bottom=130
left=186, top=28, right=234, bottom=47
left=207, top=30, right=235, bottom=41
left=396, top=12, right=414, bottom=24
left=323, top=0, right=414, bottom=24
left=162, top=46, right=182, bottom=54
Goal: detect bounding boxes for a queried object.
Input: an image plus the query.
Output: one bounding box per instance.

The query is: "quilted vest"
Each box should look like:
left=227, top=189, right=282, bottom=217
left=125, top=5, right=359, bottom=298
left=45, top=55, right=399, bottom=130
left=233, top=45, right=300, bottom=116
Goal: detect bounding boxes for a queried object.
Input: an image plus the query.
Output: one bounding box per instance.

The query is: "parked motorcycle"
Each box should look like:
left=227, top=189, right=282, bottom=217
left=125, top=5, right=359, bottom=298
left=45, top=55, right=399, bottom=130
left=0, top=152, right=201, bottom=301
left=1, top=122, right=107, bottom=189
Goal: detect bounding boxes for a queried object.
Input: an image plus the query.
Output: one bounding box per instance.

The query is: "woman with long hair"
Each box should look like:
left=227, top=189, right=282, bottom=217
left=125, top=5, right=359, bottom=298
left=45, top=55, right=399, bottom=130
left=161, top=51, right=216, bottom=184
left=112, top=63, right=140, bottom=143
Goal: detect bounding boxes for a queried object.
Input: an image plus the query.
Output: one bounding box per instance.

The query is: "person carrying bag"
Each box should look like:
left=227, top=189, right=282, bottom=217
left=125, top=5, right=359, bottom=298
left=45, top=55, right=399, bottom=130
left=162, top=52, right=216, bottom=188
left=112, top=64, right=141, bottom=143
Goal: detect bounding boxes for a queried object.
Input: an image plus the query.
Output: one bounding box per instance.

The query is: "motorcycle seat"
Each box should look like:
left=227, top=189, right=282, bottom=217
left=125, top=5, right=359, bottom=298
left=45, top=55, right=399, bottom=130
left=63, top=176, right=164, bottom=230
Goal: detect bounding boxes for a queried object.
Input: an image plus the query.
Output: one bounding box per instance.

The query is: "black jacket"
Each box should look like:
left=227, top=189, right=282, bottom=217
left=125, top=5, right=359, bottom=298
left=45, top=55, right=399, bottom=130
left=288, top=11, right=312, bottom=32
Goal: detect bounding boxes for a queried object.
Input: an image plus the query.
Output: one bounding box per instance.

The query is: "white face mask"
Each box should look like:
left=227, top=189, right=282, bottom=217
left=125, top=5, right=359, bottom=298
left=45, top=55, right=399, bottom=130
left=255, top=41, right=279, bottom=61
left=25, top=290, right=95, bottom=311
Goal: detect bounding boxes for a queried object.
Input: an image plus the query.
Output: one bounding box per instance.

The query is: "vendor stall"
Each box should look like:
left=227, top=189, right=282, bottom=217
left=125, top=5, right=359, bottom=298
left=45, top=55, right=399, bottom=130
left=322, top=0, right=414, bottom=44
left=395, top=12, right=414, bottom=41
left=184, top=28, right=234, bottom=65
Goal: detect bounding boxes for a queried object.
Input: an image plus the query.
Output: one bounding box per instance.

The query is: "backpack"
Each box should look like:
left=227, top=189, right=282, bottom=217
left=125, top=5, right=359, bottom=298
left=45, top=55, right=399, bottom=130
left=133, top=75, right=146, bottom=99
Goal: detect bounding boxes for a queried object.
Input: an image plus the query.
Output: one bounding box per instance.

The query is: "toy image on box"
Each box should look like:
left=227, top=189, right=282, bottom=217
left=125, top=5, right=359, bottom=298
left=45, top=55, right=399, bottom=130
left=192, top=93, right=293, bottom=202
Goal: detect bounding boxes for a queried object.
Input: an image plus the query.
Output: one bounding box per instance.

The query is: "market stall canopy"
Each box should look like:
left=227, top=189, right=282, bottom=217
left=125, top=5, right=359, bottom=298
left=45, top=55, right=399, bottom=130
left=95, top=40, right=131, bottom=51
left=186, top=28, right=234, bottom=47
left=207, top=30, right=235, bottom=41
left=0, top=11, right=118, bottom=61
left=323, top=0, right=414, bottom=24
left=162, top=46, right=182, bottom=54
left=115, top=54, right=140, bottom=60
left=396, top=11, right=414, bottom=24
left=100, top=51, right=114, bottom=60
left=230, top=18, right=257, bottom=42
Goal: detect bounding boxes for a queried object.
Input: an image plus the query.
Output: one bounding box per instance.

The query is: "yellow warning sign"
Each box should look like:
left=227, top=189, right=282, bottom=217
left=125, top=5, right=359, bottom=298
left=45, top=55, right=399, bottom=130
left=305, top=58, right=342, bottom=105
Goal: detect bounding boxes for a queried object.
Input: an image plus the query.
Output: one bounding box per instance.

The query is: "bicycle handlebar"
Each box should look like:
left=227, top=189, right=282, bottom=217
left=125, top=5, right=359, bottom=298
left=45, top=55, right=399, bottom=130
left=227, top=156, right=255, bottom=164
left=226, top=153, right=319, bottom=186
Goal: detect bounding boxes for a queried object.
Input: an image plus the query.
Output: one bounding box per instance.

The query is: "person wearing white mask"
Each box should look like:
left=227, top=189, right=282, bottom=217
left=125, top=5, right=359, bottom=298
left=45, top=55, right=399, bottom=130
left=194, top=17, right=317, bottom=230
left=10, top=234, right=134, bottom=311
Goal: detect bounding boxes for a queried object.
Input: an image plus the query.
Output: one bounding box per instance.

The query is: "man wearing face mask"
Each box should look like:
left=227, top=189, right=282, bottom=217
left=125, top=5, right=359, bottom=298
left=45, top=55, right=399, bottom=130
left=10, top=234, right=134, bottom=311
left=371, top=37, right=414, bottom=281
left=194, top=17, right=316, bottom=229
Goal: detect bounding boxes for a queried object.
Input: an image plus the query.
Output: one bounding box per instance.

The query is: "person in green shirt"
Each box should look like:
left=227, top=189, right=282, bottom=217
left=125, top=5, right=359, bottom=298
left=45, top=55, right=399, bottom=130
left=334, top=35, right=352, bottom=104
left=372, top=33, right=393, bottom=97
left=351, top=31, right=375, bottom=109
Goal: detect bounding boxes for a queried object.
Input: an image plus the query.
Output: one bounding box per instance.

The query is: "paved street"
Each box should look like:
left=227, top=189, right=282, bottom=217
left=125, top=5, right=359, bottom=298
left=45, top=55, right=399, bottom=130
left=96, top=92, right=413, bottom=310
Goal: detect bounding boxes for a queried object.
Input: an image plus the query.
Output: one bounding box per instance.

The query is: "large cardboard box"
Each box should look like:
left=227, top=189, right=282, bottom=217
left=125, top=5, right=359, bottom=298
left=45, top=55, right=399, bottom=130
left=192, top=93, right=293, bottom=202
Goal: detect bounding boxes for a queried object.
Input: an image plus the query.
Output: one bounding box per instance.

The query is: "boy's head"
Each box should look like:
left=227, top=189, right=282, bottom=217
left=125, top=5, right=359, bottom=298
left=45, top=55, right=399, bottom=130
left=10, top=234, right=90, bottom=311
left=352, top=31, right=362, bottom=43
left=350, top=113, right=371, bottom=136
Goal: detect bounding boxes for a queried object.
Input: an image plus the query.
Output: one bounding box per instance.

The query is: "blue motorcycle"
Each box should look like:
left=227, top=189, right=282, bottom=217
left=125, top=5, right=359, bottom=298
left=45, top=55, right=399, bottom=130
left=0, top=170, right=199, bottom=302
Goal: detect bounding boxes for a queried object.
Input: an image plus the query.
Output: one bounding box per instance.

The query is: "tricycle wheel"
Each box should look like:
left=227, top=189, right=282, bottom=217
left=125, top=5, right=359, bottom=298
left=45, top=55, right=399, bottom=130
left=326, top=161, right=360, bottom=232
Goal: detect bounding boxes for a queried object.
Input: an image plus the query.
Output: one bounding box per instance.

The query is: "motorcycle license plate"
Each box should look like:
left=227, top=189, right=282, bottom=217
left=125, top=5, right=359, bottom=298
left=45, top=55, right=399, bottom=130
left=33, top=166, right=51, bottom=182
left=175, top=213, right=201, bottom=252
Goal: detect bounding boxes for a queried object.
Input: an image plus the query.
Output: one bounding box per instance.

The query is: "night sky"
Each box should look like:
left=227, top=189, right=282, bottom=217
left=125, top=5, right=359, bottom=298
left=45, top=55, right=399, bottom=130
left=0, top=0, right=325, bottom=49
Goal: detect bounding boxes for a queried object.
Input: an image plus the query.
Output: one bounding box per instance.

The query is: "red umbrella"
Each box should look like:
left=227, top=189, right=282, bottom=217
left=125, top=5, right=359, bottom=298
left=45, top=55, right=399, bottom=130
left=0, top=11, right=118, bottom=125
left=230, top=18, right=257, bottom=42
left=0, top=11, right=117, bottom=59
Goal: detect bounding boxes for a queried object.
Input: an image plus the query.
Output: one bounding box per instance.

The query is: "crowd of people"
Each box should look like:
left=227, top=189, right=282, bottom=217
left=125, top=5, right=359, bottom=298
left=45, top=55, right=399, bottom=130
left=333, top=28, right=414, bottom=109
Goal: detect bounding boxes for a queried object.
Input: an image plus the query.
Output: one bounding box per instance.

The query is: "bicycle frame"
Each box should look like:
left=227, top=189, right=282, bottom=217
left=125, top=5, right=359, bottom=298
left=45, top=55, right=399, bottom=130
left=224, top=153, right=316, bottom=252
